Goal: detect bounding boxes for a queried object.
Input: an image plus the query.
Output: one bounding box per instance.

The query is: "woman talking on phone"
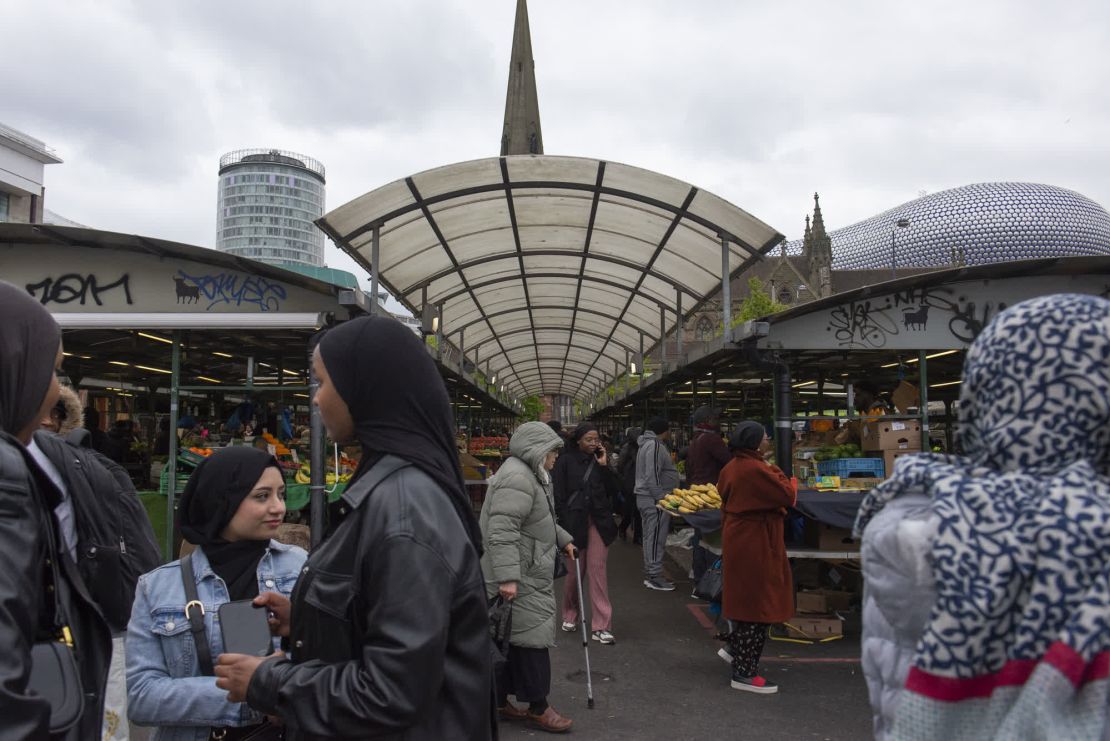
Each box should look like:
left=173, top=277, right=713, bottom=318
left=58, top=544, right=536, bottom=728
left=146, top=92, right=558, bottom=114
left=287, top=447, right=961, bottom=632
left=553, top=424, right=619, bottom=645
left=215, top=316, right=494, bottom=740
left=126, top=447, right=306, bottom=740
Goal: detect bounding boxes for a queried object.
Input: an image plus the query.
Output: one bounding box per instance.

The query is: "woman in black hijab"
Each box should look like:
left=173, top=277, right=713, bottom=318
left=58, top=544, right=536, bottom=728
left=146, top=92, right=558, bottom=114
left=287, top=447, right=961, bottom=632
left=0, top=280, right=111, bottom=739
left=125, top=446, right=307, bottom=737
left=216, top=316, right=494, bottom=740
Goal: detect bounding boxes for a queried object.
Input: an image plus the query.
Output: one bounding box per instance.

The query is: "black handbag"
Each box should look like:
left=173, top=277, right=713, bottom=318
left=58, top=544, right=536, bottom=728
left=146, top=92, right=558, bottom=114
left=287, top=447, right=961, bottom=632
left=180, top=558, right=284, bottom=741
left=487, top=594, right=514, bottom=664
left=29, top=499, right=84, bottom=734
left=694, top=558, right=723, bottom=603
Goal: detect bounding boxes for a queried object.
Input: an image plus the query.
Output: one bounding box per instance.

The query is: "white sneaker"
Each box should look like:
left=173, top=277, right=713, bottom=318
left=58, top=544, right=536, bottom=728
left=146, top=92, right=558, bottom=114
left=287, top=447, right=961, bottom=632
left=560, top=621, right=577, bottom=632
left=591, top=630, right=616, bottom=644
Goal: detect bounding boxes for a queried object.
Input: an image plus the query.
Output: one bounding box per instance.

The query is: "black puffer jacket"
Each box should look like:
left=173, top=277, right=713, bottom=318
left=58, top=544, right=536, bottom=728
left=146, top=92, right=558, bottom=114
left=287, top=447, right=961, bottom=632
left=0, top=432, right=111, bottom=740
left=552, top=448, right=619, bottom=549
left=247, top=455, right=494, bottom=740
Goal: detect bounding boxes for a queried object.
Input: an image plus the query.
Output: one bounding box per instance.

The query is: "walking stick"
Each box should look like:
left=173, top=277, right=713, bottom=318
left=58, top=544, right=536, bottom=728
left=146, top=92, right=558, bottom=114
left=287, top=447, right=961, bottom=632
left=572, top=552, right=595, bottom=709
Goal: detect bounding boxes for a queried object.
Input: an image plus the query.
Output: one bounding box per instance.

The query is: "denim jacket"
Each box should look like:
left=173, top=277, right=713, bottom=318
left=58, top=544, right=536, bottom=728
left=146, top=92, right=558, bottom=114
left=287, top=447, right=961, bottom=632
left=126, top=541, right=307, bottom=741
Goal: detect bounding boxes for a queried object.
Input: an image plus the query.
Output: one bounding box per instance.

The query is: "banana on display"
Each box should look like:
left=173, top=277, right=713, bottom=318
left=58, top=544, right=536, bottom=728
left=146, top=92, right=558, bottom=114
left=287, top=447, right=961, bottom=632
left=660, top=483, right=722, bottom=513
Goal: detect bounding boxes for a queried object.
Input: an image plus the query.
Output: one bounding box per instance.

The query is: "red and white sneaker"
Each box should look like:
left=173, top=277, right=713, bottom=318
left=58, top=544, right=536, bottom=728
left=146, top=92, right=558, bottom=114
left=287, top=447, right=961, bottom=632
left=730, top=673, right=778, bottom=694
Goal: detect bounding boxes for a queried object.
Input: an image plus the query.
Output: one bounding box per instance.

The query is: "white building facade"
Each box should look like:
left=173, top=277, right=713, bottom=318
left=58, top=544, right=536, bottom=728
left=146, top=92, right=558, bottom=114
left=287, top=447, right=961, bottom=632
left=0, top=122, right=62, bottom=224
left=216, top=149, right=326, bottom=268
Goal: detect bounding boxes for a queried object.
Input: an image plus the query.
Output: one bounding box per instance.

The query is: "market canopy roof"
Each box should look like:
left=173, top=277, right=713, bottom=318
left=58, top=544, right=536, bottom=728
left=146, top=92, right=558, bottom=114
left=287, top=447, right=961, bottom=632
left=318, top=155, right=783, bottom=398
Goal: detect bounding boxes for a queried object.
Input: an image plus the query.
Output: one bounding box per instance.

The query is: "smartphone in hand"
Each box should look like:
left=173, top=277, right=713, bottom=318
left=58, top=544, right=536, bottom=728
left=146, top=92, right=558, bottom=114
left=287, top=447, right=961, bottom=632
left=218, top=600, right=274, bottom=657
left=594, top=447, right=604, bottom=459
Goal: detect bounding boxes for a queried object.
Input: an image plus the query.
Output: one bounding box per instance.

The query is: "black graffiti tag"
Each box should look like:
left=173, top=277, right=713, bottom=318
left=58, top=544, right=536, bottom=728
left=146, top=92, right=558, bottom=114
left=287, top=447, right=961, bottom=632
left=26, top=273, right=133, bottom=306
left=826, top=300, right=900, bottom=348
left=888, top=285, right=1005, bottom=343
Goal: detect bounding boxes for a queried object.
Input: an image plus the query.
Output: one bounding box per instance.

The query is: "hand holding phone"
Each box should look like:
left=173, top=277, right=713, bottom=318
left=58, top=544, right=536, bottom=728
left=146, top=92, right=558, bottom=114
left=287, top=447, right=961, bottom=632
left=219, top=600, right=274, bottom=657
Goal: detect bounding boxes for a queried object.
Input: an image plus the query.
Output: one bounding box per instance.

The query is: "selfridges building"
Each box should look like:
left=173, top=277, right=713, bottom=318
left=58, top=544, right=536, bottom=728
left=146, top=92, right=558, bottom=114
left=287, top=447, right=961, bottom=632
left=784, top=182, right=1110, bottom=269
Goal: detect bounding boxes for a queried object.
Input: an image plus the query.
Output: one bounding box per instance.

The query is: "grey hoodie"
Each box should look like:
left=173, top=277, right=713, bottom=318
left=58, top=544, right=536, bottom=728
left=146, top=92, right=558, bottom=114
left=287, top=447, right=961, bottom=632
left=634, top=430, right=681, bottom=501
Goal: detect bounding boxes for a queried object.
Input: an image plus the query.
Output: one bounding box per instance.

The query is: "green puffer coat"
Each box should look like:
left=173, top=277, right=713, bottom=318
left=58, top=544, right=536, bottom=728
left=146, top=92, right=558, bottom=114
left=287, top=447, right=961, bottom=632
left=479, top=422, right=573, bottom=649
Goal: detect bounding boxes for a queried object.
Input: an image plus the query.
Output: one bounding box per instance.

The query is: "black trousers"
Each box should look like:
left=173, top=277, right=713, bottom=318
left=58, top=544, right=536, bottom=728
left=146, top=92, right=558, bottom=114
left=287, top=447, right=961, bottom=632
left=497, top=645, right=552, bottom=705
left=728, top=622, right=768, bottom=677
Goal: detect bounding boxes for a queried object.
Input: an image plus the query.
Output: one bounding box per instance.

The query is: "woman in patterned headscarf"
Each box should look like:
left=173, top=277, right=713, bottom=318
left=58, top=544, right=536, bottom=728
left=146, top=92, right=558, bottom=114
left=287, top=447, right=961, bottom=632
left=855, top=293, right=1110, bottom=740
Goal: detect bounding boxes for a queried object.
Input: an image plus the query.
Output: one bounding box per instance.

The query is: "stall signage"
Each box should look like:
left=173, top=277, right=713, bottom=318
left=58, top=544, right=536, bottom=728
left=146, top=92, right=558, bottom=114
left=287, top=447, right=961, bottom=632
left=2, top=244, right=338, bottom=314
left=759, top=275, right=1110, bottom=351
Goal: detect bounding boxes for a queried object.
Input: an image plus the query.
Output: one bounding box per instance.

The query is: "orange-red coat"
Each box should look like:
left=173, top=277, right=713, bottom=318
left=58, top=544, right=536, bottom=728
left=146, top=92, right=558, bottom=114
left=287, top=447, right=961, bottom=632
left=718, top=449, right=797, bottom=624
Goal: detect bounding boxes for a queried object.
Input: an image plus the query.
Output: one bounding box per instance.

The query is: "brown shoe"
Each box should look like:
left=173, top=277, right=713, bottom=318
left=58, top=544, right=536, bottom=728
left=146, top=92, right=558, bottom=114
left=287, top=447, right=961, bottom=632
left=498, top=703, right=530, bottom=721
left=526, top=706, right=573, bottom=733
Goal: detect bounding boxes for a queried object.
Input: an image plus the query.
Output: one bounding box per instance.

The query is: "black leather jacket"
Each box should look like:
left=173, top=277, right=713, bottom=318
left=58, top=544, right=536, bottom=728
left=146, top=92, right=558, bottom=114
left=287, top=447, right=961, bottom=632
left=248, top=455, right=495, bottom=740
left=0, top=431, right=111, bottom=740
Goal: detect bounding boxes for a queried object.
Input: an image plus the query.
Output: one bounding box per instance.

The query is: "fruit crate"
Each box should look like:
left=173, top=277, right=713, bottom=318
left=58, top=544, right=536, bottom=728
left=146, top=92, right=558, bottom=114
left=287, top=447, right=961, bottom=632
left=158, top=468, right=193, bottom=497
left=817, top=458, right=885, bottom=479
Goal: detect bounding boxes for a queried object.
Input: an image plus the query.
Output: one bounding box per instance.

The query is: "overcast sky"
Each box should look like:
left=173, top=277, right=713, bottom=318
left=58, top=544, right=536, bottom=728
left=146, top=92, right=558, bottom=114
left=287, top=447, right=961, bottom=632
left=5, top=0, right=1109, bottom=311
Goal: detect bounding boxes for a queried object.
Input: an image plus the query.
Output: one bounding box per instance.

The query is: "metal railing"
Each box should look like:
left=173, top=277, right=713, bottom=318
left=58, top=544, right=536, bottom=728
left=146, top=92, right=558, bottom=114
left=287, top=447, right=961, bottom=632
left=219, top=148, right=326, bottom=180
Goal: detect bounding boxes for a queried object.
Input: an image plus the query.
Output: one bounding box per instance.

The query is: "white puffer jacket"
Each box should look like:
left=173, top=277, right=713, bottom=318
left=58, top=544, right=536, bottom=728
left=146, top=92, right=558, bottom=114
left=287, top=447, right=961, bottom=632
left=859, top=493, right=937, bottom=740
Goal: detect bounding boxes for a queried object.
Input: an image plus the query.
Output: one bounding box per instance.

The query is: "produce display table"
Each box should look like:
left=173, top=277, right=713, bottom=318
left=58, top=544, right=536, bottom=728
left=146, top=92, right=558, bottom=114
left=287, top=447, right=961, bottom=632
left=791, top=489, right=867, bottom=530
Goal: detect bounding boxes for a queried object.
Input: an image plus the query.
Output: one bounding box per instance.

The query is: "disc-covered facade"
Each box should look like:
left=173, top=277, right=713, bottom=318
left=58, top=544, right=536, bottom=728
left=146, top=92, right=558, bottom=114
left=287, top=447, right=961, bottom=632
left=784, top=182, right=1110, bottom=269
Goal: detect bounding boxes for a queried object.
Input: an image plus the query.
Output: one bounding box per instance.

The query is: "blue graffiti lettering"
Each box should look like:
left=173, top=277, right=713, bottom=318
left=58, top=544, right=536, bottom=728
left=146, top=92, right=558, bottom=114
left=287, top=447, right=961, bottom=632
left=175, top=270, right=287, bottom=312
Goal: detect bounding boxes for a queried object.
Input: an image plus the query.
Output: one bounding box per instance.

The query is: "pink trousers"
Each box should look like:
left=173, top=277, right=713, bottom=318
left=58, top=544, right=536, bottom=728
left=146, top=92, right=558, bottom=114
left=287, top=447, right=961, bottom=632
left=562, top=521, right=612, bottom=632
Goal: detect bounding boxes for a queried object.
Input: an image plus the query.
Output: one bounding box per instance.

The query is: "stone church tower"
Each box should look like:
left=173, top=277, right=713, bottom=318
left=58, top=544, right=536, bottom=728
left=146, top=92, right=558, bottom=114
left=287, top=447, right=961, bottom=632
left=805, top=193, right=834, bottom=298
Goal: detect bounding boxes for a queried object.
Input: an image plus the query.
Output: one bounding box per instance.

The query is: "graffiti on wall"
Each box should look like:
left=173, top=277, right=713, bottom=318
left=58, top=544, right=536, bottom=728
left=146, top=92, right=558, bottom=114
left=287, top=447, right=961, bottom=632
left=26, top=273, right=134, bottom=306
left=174, top=270, right=287, bottom=312
left=825, top=285, right=1008, bottom=348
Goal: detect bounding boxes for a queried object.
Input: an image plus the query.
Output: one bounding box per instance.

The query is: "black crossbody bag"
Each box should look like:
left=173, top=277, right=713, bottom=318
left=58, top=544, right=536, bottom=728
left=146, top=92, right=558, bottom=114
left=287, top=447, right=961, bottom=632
left=180, top=557, right=284, bottom=741
left=29, top=541, right=84, bottom=733
left=550, top=461, right=595, bottom=579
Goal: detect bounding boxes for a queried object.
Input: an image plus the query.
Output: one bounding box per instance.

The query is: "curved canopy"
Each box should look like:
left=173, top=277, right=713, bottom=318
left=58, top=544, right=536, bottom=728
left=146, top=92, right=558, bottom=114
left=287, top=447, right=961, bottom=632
left=318, top=155, right=783, bottom=398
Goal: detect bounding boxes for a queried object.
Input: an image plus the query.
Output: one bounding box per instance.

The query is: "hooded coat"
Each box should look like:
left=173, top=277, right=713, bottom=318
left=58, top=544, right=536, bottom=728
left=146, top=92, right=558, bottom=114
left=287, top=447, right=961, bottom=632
left=856, top=294, right=1110, bottom=741
left=480, top=422, right=573, bottom=648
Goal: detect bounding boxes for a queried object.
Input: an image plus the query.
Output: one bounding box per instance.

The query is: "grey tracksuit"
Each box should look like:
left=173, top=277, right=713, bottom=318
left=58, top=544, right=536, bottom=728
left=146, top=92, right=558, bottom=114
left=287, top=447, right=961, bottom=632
left=634, top=431, right=681, bottom=579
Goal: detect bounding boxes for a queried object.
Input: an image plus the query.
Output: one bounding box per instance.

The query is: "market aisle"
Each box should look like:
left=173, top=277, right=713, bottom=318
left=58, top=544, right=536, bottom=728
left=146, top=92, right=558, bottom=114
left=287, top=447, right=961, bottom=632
left=499, top=539, right=873, bottom=740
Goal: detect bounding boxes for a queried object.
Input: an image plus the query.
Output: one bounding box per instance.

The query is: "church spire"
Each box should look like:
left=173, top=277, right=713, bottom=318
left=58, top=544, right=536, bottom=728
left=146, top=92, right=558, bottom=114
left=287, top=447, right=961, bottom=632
left=806, top=193, right=834, bottom=298
left=501, top=0, right=543, bottom=156
left=811, top=192, right=827, bottom=239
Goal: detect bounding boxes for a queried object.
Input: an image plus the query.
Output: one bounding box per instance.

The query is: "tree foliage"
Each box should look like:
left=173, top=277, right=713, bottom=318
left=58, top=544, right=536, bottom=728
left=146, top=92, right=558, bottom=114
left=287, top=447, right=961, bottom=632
left=734, top=277, right=788, bottom=325
left=520, top=395, right=545, bottom=422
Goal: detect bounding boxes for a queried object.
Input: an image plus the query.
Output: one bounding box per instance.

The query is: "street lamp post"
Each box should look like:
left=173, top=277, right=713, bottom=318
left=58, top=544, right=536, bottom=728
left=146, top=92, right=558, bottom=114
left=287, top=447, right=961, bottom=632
left=890, top=218, right=911, bottom=278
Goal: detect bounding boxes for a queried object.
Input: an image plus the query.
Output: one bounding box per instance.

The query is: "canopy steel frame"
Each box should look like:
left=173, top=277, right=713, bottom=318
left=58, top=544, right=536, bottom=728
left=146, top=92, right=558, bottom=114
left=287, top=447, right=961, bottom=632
left=317, top=156, right=784, bottom=398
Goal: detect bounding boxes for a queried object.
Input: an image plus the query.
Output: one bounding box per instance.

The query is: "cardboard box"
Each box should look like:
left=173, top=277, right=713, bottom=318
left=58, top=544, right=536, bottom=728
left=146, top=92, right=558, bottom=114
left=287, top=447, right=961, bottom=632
left=795, top=589, right=854, bottom=614
left=782, top=614, right=843, bottom=640
left=881, top=449, right=920, bottom=479
left=817, top=525, right=860, bottom=552
left=459, top=452, right=488, bottom=482
left=861, top=420, right=922, bottom=452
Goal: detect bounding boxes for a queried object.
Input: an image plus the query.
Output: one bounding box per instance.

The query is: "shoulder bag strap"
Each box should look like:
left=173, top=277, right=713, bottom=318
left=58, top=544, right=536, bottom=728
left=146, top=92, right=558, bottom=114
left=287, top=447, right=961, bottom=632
left=179, top=555, right=214, bottom=675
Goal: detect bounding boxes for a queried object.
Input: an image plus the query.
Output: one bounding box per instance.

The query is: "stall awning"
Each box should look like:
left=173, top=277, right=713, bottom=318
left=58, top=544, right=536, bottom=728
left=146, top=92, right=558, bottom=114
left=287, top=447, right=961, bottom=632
left=318, top=155, right=783, bottom=398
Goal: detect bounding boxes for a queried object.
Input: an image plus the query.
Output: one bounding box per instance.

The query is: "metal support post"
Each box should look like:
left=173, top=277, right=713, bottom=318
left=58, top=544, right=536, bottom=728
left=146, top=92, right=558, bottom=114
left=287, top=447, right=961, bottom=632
left=370, top=224, right=381, bottom=316
left=773, top=363, right=792, bottom=477
left=436, top=302, right=444, bottom=362
left=721, top=235, right=732, bottom=343
left=458, top=327, right=465, bottom=374
left=676, top=290, right=684, bottom=363
left=918, top=350, right=930, bottom=450
left=165, top=331, right=182, bottom=561
left=308, top=345, right=326, bottom=549
left=639, top=331, right=646, bottom=384
left=659, top=305, right=666, bottom=372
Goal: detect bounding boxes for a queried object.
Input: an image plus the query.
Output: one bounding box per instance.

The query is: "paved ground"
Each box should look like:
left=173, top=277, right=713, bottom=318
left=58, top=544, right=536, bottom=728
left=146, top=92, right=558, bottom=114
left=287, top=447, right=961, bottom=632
left=500, top=538, right=873, bottom=740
